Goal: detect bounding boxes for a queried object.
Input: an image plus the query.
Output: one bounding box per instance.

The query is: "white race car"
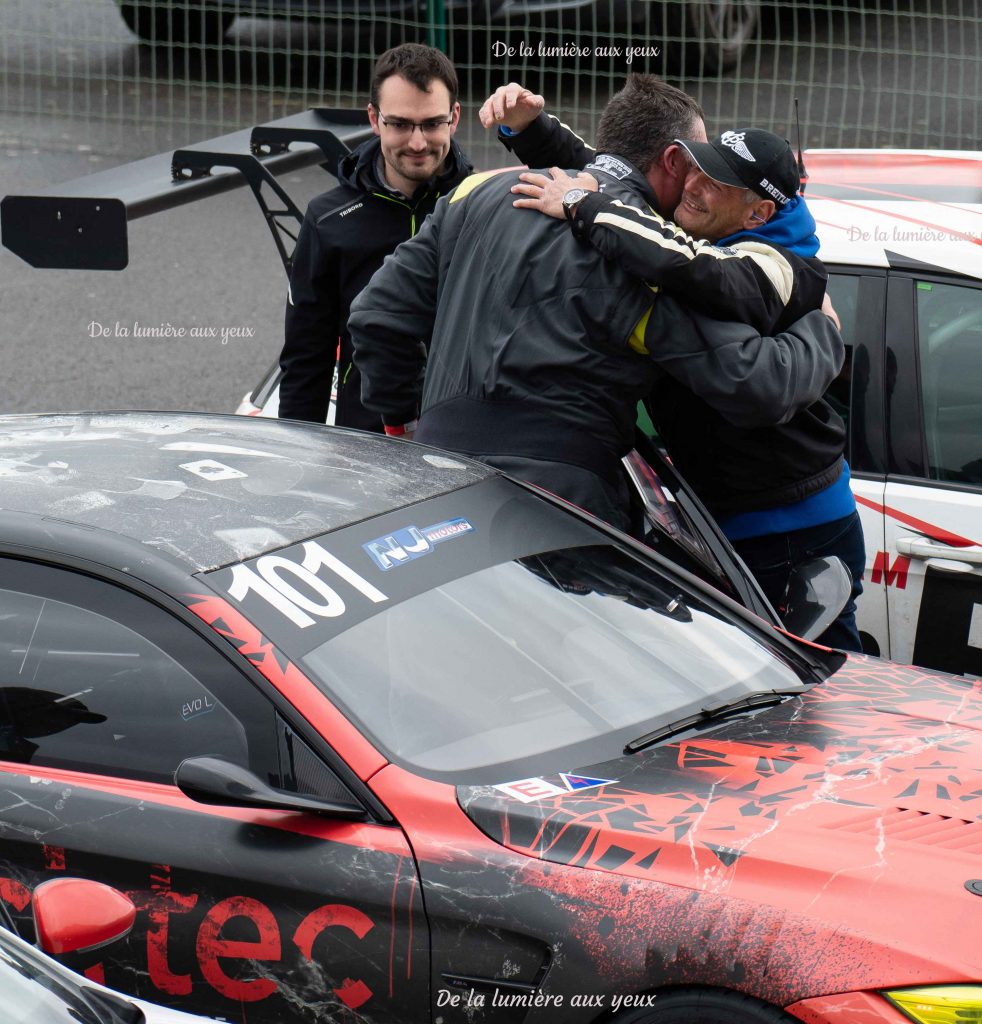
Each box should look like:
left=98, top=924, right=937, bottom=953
left=806, top=149, right=982, bottom=675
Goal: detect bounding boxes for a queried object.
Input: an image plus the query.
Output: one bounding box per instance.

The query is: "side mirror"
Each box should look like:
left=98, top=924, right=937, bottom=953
left=33, top=878, right=136, bottom=955
left=782, top=555, right=852, bottom=642
left=175, top=756, right=367, bottom=819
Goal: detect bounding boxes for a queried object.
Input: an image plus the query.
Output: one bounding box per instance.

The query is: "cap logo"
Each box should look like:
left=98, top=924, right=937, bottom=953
left=760, top=178, right=790, bottom=205
left=720, top=130, right=755, bottom=162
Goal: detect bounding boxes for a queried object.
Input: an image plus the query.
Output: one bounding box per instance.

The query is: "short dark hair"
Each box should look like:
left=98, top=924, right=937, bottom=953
left=596, top=75, right=704, bottom=173
left=370, top=44, right=458, bottom=110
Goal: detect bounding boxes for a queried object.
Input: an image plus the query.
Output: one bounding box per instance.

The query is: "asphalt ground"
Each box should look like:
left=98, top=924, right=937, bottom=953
left=1, top=0, right=978, bottom=415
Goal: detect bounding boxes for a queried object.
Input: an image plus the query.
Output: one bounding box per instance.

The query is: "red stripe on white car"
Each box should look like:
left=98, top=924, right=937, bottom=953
left=854, top=495, right=980, bottom=547
left=805, top=192, right=982, bottom=246
left=807, top=181, right=980, bottom=214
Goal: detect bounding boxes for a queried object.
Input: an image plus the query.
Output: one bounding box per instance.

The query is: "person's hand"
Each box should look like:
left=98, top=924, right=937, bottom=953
left=478, top=83, right=545, bottom=133
left=822, top=291, right=841, bottom=330
left=511, top=167, right=598, bottom=219
left=383, top=420, right=418, bottom=440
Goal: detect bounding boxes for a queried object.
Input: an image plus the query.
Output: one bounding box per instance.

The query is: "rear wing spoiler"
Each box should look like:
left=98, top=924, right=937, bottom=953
left=0, top=108, right=372, bottom=275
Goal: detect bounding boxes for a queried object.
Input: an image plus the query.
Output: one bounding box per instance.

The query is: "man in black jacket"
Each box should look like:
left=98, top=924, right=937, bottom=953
left=481, top=83, right=865, bottom=651
left=348, top=77, right=842, bottom=540
left=277, top=44, right=472, bottom=430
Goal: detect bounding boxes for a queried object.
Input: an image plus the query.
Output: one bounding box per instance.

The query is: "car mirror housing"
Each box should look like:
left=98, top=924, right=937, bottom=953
left=175, top=756, right=367, bottom=820
left=32, top=877, right=136, bottom=955
left=782, top=555, right=853, bottom=643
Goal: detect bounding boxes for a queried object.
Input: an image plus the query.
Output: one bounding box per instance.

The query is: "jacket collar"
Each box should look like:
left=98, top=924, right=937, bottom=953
left=581, top=153, right=661, bottom=209
left=338, top=135, right=474, bottom=199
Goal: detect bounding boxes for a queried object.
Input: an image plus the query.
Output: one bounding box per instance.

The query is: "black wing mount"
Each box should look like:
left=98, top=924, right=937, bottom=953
left=0, top=107, right=372, bottom=275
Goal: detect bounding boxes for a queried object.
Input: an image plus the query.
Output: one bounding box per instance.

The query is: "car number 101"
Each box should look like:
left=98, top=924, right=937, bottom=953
left=227, top=540, right=387, bottom=628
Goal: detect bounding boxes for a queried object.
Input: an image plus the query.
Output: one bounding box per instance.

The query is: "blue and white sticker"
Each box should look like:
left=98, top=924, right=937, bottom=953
left=363, top=517, right=474, bottom=571
left=559, top=772, right=615, bottom=793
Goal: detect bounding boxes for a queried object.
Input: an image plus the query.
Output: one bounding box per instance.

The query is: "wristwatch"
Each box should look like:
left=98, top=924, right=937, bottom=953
left=562, top=187, right=590, bottom=223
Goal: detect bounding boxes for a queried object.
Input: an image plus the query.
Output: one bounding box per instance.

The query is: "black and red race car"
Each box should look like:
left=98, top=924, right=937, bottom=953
left=0, top=411, right=980, bottom=1024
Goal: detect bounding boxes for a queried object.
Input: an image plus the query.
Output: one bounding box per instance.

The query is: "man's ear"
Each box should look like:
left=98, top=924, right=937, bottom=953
left=368, top=102, right=381, bottom=136
left=449, top=101, right=461, bottom=135
left=744, top=198, right=777, bottom=228
left=661, top=143, right=689, bottom=181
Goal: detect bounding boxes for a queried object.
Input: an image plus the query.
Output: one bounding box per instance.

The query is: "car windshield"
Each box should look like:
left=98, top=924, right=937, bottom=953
left=209, top=477, right=827, bottom=784
left=301, top=533, right=812, bottom=783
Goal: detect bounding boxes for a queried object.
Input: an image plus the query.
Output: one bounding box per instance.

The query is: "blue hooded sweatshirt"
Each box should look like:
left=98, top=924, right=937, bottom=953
left=714, top=195, right=856, bottom=541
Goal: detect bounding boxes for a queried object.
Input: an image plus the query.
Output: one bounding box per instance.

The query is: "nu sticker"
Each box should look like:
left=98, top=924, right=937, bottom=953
left=363, top=517, right=474, bottom=571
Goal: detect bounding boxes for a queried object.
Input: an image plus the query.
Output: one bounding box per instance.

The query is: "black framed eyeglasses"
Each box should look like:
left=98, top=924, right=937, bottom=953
left=377, top=112, right=454, bottom=137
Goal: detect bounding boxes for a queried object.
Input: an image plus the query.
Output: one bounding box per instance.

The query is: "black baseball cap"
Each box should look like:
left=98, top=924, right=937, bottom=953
left=675, top=128, right=800, bottom=207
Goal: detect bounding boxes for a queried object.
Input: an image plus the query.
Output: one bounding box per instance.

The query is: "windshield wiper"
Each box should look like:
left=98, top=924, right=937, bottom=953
left=625, top=688, right=808, bottom=754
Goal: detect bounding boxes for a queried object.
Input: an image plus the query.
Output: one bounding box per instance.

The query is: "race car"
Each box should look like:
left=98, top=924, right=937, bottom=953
left=0, top=410, right=981, bottom=1024
left=804, top=150, right=982, bottom=676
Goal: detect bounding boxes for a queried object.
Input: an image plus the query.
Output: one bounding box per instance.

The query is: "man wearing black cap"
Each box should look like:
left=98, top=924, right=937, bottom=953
left=483, top=89, right=864, bottom=653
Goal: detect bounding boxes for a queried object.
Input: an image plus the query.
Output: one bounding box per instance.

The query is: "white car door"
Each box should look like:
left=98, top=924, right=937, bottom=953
left=881, top=273, right=982, bottom=675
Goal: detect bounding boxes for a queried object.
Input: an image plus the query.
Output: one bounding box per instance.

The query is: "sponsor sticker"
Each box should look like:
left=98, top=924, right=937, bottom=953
left=180, top=459, right=247, bottom=481
left=559, top=772, right=615, bottom=793
left=182, top=695, right=216, bottom=721
left=493, top=778, right=567, bottom=803
left=363, top=517, right=474, bottom=571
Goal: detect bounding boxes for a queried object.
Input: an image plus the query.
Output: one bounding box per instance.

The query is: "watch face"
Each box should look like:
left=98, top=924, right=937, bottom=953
left=563, top=188, right=587, bottom=206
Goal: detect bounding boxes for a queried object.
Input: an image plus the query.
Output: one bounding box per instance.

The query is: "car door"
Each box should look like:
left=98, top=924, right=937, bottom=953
left=824, top=268, right=890, bottom=657
left=0, top=558, right=428, bottom=1023
left=877, top=273, right=982, bottom=675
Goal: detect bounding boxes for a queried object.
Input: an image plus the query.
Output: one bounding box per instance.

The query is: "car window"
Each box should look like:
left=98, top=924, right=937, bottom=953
left=622, top=449, right=729, bottom=585
left=915, top=279, right=982, bottom=485
left=0, top=563, right=277, bottom=786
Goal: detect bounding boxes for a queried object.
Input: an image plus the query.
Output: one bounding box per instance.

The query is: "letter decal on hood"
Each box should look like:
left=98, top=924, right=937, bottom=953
left=494, top=778, right=567, bottom=803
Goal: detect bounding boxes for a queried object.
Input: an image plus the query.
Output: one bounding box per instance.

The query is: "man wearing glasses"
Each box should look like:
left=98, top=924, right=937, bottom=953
left=277, top=44, right=472, bottom=431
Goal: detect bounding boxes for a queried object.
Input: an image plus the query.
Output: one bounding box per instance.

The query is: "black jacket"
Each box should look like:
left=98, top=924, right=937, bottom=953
left=348, top=162, right=842, bottom=495
left=278, top=136, right=472, bottom=429
left=501, top=113, right=846, bottom=516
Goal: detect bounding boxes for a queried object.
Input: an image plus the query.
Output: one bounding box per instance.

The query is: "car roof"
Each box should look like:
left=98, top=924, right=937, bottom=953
left=804, top=149, right=982, bottom=280
left=0, top=412, right=490, bottom=573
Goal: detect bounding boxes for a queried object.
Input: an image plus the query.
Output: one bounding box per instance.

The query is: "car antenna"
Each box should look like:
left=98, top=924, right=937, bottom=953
left=794, top=97, right=808, bottom=194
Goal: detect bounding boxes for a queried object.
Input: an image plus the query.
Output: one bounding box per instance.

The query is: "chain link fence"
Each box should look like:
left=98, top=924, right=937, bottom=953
left=1, top=0, right=979, bottom=166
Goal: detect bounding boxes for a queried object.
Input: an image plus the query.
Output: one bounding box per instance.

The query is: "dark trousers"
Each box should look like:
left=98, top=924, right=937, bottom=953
left=732, top=510, right=866, bottom=653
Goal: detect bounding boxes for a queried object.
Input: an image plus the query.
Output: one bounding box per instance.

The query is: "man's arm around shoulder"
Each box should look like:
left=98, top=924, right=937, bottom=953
left=644, top=300, right=845, bottom=428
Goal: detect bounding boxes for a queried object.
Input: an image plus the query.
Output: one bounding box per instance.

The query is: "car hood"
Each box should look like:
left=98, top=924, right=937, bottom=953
left=459, top=655, right=982, bottom=964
